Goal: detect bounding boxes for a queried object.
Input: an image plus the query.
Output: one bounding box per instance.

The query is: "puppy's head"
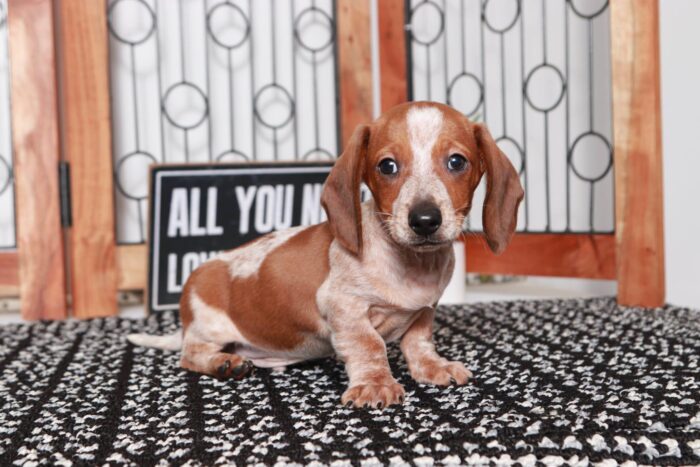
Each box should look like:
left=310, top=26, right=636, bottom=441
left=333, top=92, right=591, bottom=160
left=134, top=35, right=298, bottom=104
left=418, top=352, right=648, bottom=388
left=322, top=102, right=524, bottom=255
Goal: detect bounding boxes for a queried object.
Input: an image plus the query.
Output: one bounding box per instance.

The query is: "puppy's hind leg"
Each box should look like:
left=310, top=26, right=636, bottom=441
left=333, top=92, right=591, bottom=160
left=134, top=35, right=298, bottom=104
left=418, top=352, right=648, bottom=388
left=178, top=262, right=253, bottom=380
left=180, top=335, right=253, bottom=381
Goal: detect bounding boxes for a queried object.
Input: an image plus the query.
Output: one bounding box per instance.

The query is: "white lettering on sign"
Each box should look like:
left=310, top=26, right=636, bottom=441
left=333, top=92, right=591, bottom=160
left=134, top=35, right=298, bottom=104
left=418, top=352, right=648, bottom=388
left=301, top=183, right=327, bottom=225
left=167, top=253, right=181, bottom=293
left=167, top=188, right=189, bottom=237
left=167, top=187, right=223, bottom=238
left=274, top=184, right=294, bottom=230
left=189, top=188, right=206, bottom=236
left=254, top=185, right=275, bottom=233
left=236, top=184, right=295, bottom=235
left=235, top=186, right=256, bottom=235
left=206, top=187, right=223, bottom=235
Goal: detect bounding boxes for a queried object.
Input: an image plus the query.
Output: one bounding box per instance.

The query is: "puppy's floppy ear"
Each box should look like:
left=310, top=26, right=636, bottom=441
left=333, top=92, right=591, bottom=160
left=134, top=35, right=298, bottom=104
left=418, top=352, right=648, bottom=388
left=474, top=123, right=524, bottom=254
left=321, top=124, right=370, bottom=256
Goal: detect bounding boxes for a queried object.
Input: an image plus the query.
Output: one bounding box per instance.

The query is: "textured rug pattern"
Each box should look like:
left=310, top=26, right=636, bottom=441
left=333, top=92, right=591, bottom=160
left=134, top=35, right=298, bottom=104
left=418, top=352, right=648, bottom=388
left=0, top=298, right=699, bottom=465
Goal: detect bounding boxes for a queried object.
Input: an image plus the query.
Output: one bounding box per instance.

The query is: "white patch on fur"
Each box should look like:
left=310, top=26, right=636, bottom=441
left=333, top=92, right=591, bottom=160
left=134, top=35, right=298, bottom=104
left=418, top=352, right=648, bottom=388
left=387, top=106, right=461, bottom=245
left=407, top=106, right=443, bottom=175
left=126, top=331, right=182, bottom=351
left=218, top=225, right=307, bottom=278
left=188, top=291, right=250, bottom=345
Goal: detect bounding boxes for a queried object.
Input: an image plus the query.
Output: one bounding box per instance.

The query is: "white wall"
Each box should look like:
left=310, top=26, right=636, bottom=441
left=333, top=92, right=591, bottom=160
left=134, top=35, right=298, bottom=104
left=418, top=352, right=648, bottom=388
left=0, top=0, right=16, bottom=249
left=660, top=0, right=700, bottom=308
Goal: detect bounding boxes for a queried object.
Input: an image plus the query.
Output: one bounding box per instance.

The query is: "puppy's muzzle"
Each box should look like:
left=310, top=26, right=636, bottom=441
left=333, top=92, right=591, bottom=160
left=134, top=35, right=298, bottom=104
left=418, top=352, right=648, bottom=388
left=408, top=201, right=442, bottom=237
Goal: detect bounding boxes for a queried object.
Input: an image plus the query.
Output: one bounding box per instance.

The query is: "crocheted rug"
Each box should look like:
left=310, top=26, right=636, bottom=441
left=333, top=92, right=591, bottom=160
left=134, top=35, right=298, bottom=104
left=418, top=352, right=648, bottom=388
left=0, top=298, right=698, bottom=465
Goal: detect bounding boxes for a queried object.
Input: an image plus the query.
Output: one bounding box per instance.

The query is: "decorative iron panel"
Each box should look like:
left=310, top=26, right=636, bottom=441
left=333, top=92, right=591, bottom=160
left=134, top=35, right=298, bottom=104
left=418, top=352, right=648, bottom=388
left=108, top=0, right=340, bottom=244
left=0, top=0, right=16, bottom=249
left=407, top=0, right=614, bottom=233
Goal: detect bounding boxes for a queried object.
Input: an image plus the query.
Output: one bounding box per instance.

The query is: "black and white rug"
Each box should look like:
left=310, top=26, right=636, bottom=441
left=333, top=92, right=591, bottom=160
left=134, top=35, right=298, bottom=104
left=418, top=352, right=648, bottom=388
left=1, top=297, right=699, bottom=465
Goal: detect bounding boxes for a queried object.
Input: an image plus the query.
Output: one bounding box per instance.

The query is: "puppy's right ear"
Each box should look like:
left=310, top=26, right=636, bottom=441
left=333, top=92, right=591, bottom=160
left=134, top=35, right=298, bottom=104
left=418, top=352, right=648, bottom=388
left=321, top=124, right=370, bottom=256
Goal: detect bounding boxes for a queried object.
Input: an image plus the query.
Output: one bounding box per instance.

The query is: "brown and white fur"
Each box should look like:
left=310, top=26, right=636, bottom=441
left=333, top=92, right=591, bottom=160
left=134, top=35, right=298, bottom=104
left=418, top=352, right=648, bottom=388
left=128, top=102, right=524, bottom=409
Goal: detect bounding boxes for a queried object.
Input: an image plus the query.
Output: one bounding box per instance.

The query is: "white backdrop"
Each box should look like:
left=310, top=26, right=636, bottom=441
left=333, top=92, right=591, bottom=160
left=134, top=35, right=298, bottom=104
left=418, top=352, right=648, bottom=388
left=0, top=0, right=15, bottom=250
left=660, top=0, right=700, bottom=308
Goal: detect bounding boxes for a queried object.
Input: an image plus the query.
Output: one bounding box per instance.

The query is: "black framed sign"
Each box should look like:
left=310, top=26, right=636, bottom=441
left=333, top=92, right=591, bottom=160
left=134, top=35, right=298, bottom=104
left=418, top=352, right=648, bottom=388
left=148, top=162, right=334, bottom=312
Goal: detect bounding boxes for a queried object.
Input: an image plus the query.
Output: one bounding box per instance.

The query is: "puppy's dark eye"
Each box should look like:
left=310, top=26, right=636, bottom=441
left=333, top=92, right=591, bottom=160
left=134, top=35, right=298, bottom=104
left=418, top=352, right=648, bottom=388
left=378, top=158, right=399, bottom=175
left=447, top=154, right=468, bottom=172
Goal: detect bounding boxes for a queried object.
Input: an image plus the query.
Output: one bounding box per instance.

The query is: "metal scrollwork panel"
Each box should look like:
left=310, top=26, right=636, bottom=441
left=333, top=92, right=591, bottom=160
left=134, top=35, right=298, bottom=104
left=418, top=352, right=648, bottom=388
left=109, top=0, right=340, bottom=244
left=407, top=0, right=614, bottom=234
left=0, top=0, right=16, bottom=250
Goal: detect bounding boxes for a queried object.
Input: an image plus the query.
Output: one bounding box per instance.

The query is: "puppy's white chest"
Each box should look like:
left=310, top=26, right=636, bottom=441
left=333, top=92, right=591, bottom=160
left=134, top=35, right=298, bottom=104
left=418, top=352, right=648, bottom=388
left=358, top=236, right=455, bottom=309
left=368, top=266, right=446, bottom=310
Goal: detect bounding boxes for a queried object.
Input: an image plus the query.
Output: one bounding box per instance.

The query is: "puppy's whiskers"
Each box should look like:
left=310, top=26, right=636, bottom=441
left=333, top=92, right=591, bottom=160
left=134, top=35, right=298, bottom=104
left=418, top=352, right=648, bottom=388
left=373, top=211, right=396, bottom=235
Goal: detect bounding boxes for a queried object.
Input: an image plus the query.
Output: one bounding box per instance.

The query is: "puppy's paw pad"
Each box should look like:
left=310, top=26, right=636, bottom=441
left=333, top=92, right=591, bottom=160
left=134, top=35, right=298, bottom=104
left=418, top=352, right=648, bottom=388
left=231, top=360, right=254, bottom=380
left=341, top=380, right=405, bottom=409
left=216, top=360, right=232, bottom=379
left=214, top=357, right=253, bottom=380
left=413, top=360, right=472, bottom=386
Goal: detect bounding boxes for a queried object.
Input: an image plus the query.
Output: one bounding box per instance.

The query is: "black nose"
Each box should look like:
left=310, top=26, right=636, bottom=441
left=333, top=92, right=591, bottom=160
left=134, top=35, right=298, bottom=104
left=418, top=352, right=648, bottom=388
left=408, top=201, right=442, bottom=236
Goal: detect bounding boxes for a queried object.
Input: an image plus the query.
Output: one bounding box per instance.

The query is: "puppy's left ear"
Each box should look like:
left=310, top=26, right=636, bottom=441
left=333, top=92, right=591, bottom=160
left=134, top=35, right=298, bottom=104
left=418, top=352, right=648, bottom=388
left=474, top=123, right=524, bottom=254
left=321, top=124, right=370, bottom=256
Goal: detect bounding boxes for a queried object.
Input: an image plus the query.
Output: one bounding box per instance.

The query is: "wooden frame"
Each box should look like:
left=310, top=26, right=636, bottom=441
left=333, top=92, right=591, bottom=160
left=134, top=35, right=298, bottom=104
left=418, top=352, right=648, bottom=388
left=337, top=0, right=374, bottom=145
left=377, top=0, right=665, bottom=304
left=57, top=0, right=118, bottom=318
left=610, top=0, right=665, bottom=307
left=465, top=234, right=615, bottom=280
left=0, top=251, right=19, bottom=297
left=116, top=244, right=147, bottom=291
left=378, top=0, right=408, bottom=113
left=7, top=0, right=68, bottom=319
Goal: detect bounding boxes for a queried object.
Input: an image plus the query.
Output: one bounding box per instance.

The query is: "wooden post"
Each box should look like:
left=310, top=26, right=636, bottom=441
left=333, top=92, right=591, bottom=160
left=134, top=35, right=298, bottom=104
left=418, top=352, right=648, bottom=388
left=0, top=251, right=19, bottom=297
left=7, top=0, right=67, bottom=320
left=56, top=0, right=118, bottom=317
left=378, top=0, right=408, bottom=112
left=337, top=0, right=373, bottom=146
left=610, top=0, right=665, bottom=307
left=465, top=234, right=616, bottom=279
left=117, top=244, right=147, bottom=291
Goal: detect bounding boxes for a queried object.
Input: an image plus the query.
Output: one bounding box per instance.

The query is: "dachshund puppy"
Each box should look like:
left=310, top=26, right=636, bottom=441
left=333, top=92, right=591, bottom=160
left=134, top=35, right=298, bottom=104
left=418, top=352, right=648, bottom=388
left=128, top=101, right=523, bottom=408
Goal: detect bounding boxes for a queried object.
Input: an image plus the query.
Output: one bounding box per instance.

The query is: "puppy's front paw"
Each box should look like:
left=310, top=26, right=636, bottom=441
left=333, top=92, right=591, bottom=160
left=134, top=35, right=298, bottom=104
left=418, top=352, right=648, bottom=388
left=341, top=379, right=405, bottom=409
left=411, top=359, right=472, bottom=386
